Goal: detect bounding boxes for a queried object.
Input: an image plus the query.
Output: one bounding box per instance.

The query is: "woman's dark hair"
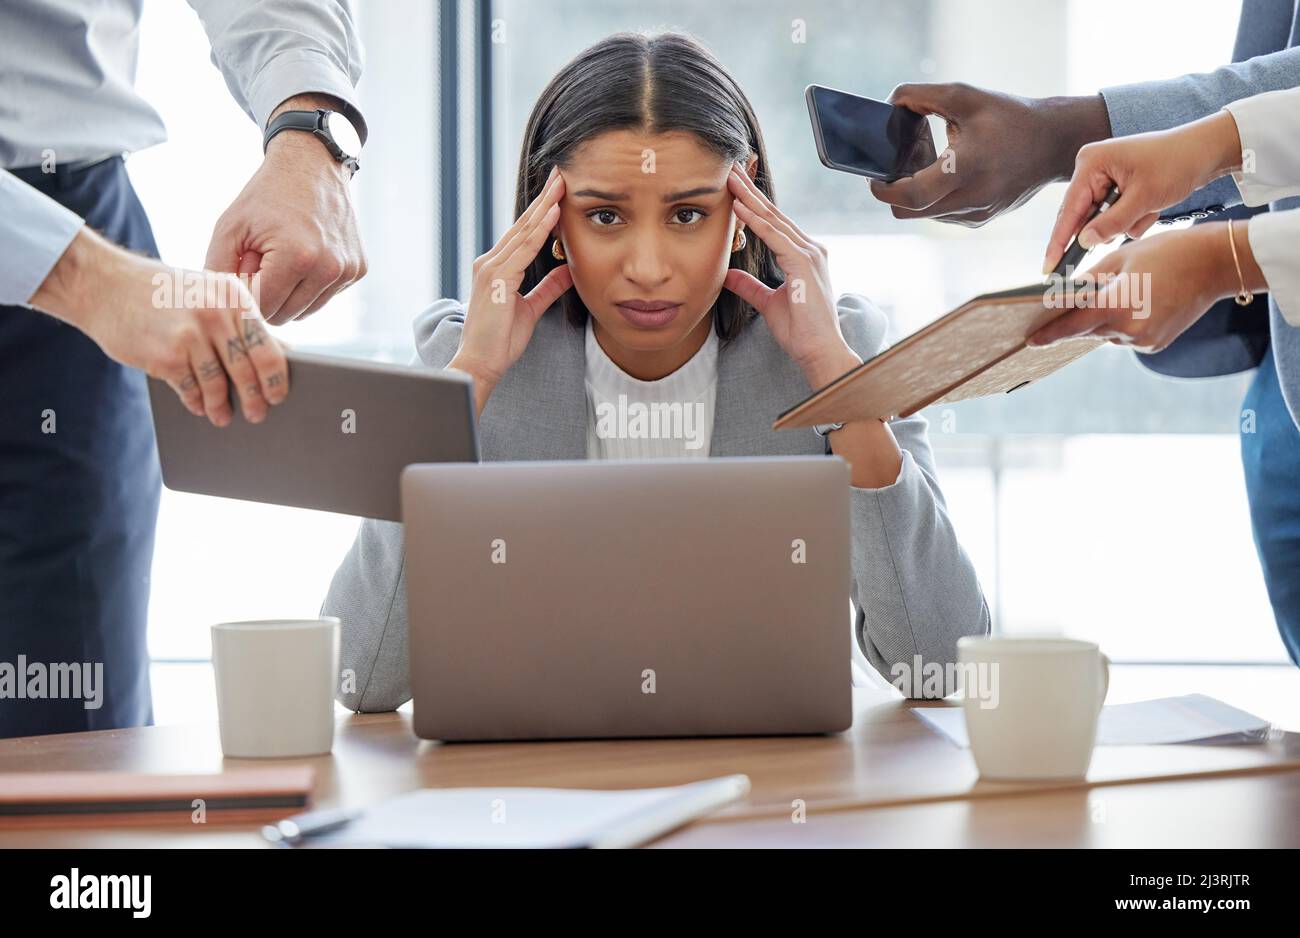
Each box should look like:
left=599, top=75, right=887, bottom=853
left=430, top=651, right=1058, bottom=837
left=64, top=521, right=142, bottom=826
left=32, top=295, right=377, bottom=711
left=515, top=31, right=784, bottom=342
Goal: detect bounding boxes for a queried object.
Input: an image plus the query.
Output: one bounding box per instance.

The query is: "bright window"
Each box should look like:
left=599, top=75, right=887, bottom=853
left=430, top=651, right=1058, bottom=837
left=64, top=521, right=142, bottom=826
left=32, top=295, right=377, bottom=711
left=130, top=0, right=1288, bottom=726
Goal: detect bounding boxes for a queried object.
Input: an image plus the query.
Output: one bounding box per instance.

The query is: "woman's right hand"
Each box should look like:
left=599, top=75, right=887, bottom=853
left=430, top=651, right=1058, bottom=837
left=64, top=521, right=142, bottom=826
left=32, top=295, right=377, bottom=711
left=448, top=165, right=574, bottom=414
left=1041, top=110, right=1244, bottom=273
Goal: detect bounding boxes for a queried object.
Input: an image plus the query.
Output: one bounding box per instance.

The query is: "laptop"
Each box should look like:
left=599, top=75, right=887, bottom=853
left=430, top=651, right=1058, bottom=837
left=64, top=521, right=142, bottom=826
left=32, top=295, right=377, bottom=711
left=148, top=349, right=479, bottom=522
left=401, top=456, right=853, bottom=741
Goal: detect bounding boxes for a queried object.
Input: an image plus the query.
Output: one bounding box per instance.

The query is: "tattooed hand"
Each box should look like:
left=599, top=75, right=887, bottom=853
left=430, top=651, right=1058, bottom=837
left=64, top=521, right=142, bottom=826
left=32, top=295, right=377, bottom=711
left=30, top=227, right=290, bottom=426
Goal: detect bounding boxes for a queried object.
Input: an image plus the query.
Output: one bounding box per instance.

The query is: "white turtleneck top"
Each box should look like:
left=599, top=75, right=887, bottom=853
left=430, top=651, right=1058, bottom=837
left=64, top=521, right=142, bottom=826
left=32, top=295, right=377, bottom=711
left=584, top=318, right=719, bottom=460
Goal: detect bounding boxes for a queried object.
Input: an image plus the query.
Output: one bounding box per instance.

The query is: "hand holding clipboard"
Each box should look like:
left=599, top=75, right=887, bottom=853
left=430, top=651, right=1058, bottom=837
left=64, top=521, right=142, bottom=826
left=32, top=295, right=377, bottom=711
left=774, top=188, right=1123, bottom=431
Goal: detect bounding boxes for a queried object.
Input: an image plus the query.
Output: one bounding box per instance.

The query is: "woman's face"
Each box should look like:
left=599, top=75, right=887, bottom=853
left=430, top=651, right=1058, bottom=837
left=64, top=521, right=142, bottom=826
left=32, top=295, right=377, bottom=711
left=555, top=129, right=751, bottom=375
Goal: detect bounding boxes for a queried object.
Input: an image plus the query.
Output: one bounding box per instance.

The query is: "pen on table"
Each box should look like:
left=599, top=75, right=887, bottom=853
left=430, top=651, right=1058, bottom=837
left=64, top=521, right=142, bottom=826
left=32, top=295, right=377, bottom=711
left=1048, top=184, right=1121, bottom=279
left=262, top=807, right=359, bottom=846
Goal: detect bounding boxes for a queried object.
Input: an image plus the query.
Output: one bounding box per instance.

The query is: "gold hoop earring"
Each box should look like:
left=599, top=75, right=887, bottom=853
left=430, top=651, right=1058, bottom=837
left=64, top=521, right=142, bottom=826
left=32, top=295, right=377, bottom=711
left=731, top=229, right=747, bottom=253
left=551, top=239, right=566, bottom=261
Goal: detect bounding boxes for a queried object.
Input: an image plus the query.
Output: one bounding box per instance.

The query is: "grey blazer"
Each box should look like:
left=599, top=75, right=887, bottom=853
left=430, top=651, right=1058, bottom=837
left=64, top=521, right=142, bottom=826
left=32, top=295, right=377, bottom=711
left=323, top=294, right=991, bottom=711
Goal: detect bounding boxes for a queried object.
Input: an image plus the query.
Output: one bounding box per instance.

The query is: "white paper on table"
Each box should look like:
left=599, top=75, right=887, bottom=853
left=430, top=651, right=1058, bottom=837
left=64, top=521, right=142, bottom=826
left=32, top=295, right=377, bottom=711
left=302, top=774, right=750, bottom=849
left=912, top=694, right=1272, bottom=748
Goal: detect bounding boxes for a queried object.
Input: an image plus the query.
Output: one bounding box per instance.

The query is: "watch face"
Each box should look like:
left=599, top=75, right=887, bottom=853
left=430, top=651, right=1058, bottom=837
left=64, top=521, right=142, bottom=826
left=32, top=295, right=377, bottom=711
left=325, top=111, right=362, bottom=158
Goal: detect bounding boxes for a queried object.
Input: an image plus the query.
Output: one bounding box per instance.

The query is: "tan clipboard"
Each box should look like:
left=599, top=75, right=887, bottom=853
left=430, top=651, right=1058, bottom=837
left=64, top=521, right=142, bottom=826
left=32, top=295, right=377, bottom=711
left=773, top=283, right=1105, bottom=429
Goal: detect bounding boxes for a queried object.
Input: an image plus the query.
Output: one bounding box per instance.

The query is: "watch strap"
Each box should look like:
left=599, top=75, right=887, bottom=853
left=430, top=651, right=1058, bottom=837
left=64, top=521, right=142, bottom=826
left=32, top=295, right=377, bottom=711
left=263, top=110, right=324, bottom=153
left=263, top=109, right=360, bottom=174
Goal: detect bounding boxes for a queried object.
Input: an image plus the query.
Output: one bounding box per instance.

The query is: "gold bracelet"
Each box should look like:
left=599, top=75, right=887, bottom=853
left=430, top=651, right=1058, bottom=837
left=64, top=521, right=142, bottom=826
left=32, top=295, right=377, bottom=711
left=1227, top=220, right=1254, bottom=307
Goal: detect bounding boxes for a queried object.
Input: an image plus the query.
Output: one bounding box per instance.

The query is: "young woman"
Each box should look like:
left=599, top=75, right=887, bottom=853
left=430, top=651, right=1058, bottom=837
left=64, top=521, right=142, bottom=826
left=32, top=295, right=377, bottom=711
left=324, top=32, right=989, bottom=712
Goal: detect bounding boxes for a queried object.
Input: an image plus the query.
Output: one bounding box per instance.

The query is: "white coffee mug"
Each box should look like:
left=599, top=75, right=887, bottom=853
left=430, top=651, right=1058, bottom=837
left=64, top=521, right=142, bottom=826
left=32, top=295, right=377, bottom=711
left=211, top=618, right=340, bottom=758
left=957, top=636, right=1110, bottom=780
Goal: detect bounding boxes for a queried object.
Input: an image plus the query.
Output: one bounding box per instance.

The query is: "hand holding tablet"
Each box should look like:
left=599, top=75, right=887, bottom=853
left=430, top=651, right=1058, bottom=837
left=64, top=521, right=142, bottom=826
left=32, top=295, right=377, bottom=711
left=149, top=349, right=479, bottom=521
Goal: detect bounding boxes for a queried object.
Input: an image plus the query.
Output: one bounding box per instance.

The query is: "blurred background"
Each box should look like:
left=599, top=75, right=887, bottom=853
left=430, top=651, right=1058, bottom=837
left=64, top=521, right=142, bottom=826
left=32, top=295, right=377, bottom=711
left=127, top=0, right=1292, bottom=722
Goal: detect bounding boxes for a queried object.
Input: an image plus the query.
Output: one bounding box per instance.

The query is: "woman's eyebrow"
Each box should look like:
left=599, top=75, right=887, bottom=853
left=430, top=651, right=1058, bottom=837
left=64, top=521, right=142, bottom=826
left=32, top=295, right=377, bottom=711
left=568, top=185, right=724, bottom=202
left=661, top=186, right=723, bottom=202
left=570, top=188, right=628, bottom=201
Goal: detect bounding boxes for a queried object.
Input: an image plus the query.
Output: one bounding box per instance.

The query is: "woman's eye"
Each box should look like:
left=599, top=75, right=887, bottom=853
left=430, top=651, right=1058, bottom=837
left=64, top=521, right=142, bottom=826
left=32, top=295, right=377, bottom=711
left=588, top=209, right=621, bottom=227
left=671, top=208, right=706, bottom=226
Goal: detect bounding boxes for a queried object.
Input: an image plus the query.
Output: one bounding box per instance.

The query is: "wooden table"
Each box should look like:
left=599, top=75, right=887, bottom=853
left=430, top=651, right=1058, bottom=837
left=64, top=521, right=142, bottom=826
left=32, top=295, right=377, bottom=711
left=658, top=771, right=1300, bottom=847
left=2, top=687, right=1298, bottom=847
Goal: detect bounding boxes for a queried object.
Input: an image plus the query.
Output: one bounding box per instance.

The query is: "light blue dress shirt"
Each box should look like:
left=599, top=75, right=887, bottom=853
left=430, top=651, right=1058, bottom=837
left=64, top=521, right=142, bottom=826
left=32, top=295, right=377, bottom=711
left=0, top=0, right=364, bottom=306
left=0, top=171, right=85, bottom=306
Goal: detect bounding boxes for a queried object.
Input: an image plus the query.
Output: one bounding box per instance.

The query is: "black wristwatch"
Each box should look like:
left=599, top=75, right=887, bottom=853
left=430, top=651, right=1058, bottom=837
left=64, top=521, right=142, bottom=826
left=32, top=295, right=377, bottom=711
left=263, top=108, right=363, bottom=175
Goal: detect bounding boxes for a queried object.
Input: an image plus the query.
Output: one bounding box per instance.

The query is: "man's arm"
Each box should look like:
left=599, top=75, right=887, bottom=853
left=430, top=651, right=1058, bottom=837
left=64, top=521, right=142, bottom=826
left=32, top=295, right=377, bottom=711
left=0, top=170, right=83, bottom=308
left=186, top=0, right=365, bottom=139
left=186, top=0, right=368, bottom=324
left=867, top=84, right=1111, bottom=226
left=3, top=172, right=289, bottom=425
left=870, top=46, right=1300, bottom=226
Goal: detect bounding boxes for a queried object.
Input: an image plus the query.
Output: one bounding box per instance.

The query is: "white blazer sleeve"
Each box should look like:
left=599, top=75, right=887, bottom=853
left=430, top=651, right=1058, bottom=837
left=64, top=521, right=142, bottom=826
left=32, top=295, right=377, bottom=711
left=1224, top=87, right=1300, bottom=206
left=1248, top=208, right=1300, bottom=327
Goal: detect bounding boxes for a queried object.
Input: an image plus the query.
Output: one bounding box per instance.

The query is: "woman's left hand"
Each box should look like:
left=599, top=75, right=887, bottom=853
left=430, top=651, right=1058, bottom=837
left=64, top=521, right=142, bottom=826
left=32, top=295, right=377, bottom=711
left=723, top=164, right=862, bottom=387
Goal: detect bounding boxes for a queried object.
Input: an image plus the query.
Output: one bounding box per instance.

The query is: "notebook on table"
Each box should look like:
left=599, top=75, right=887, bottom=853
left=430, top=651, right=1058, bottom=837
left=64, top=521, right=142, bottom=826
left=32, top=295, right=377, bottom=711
left=281, top=774, right=752, bottom=849
left=0, top=767, right=315, bottom=828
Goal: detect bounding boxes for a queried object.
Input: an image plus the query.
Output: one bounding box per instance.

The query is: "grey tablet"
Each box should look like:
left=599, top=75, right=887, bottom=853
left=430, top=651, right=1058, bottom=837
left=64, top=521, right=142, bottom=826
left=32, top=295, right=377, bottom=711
left=148, top=349, right=478, bottom=521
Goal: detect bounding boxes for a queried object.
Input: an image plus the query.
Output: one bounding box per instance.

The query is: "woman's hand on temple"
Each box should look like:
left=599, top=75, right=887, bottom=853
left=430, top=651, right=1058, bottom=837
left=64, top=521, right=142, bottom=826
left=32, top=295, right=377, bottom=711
left=448, top=166, right=574, bottom=414
left=722, top=164, right=861, bottom=388
left=1042, top=111, right=1244, bottom=274
left=723, top=165, right=902, bottom=487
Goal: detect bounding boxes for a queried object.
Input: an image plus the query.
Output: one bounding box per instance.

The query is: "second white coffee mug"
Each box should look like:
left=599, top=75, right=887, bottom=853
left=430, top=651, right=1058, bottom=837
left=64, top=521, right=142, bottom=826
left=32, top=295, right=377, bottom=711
left=957, top=636, right=1110, bottom=780
left=211, top=617, right=340, bottom=759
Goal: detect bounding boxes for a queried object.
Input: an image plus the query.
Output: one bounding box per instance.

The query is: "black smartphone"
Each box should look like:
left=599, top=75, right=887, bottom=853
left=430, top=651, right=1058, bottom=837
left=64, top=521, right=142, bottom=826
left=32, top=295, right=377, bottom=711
left=805, top=84, right=938, bottom=182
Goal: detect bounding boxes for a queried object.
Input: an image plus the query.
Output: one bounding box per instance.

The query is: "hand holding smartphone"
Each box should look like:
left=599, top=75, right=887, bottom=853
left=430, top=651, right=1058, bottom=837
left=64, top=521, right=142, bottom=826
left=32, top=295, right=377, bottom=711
left=806, top=84, right=937, bottom=182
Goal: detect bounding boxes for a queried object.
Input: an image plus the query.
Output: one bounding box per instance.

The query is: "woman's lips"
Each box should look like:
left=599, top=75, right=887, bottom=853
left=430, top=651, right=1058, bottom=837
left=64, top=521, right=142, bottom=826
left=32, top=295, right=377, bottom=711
left=614, top=300, right=683, bottom=329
